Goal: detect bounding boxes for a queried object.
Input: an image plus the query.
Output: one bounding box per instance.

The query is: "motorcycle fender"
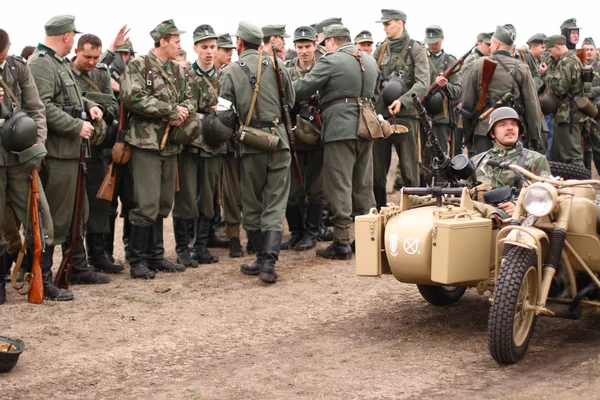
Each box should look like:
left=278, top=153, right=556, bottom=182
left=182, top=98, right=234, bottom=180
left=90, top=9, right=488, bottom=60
left=503, top=227, right=548, bottom=253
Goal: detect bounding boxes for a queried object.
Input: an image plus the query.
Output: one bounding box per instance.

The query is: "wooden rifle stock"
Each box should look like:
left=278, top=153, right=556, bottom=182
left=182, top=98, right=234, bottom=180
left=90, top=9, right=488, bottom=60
left=479, top=92, right=514, bottom=120
left=475, top=58, right=498, bottom=111
left=421, top=44, right=476, bottom=103
left=54, top=141, right=88, bottom=289
left=28, top=170, right=44, bottom=304
left=272, top=45, right=303, bottom=186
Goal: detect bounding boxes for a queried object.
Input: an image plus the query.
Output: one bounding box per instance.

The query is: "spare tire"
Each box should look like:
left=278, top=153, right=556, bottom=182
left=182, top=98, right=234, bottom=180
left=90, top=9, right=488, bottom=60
left=549, top=161, right=591, bottom=180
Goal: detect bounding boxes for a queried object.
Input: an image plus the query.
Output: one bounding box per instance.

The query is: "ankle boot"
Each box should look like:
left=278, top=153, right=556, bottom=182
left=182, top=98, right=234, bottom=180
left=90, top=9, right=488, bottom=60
left=241, top=231, right=265, bottom=276
left=316, top=225, right=352, bottom=260
left=87, top=233, right=124, bottom=273
left=147, top=218, right=185, bottom=272
left=128, top=224, right=155, bottom=279
left=104, top=213, right=117, bottom=263
left=42, top=247, right=74, bottom=301
left=173, top=218, right=198, bottom=268
left=281, top=203, right=304, bottom=250
left=260, top=231, right=282, bottom=283
left=66, top=240, right=110, bottom=284
left=192, top=217, right=219, bottom=264
left=294, top=203, right=323, bottom=251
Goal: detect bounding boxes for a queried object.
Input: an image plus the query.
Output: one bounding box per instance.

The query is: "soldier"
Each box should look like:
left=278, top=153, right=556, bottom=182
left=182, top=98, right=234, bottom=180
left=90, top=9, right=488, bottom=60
left=218, top=21, right=295, bottom=283
left=262, top=25, right=289, bottom=57
left=71, top=34, right=124, bottom=275
left=471, top=107, right=551, bottom=217
left=462, top=25, right=541, bottom=156
left=560, top=18, right=580, bottom=51
left=176, top=49, right=191, bottom=69
left=354, top=30, right=374, bottom=55
left=0, top=29, right=53, bottom=303
left=372, top=9, right=429, bottom=208
left=120, top=19, right=200, bottom=279
left=582, top=37, right=600, bottom=171
left=28, top=15, right=107, bottom=298
left=542, top=34, right=588, bottom=165
left=215, top=33, right=235, bottom=70
left=422, top=25, right=462, bottom=159
left=516, top=33, right=546, bottom=92
left=314, top=18, right=342, bottom=58
left=461, top=32, right=492, bottom=81
left=294, top=24, right=379, bottom=259
left=281, top=26, right=325, bottom=251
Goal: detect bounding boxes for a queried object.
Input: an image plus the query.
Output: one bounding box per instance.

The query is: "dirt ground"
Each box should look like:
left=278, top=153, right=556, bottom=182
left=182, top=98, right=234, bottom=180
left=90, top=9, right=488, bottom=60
left=3, top=156, right=600, bottom=400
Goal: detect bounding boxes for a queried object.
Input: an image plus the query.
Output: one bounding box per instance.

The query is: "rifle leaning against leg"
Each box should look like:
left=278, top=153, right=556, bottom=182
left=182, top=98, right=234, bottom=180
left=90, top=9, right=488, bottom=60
left=54, top=141, right=88, bottom=289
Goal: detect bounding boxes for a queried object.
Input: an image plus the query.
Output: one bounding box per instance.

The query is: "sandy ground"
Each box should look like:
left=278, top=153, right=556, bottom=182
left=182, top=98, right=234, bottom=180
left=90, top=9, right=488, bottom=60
left=3, top=154, right=600, bottom=400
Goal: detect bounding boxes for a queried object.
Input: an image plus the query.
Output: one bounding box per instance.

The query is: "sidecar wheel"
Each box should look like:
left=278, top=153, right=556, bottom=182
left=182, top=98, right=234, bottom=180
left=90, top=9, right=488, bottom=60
left=488, top=246, right=538, bottom=365
left=417, top=285, right=467, bottom=306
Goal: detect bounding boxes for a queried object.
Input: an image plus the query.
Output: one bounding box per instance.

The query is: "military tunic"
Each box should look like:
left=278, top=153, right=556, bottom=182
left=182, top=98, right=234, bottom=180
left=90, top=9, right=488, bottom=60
left=28, top=44, right=98, bottom=244
left=516, top=47, right=543, bottom=92
left=583, top=60, right=600, bottom=171
left=372, top=31, right=429, bottom=190
left=120, top=50, right=199, bottom=226
left=0, top=55, right=54, bottom=255
left=462, top=50, right=542, bottom=155
left=218, top=49, right=294, bottom=232
left=294, top=43, right=379, bottom=242
left=543, top=50, right=587, bottom=165
left=72, top=62, right=117, bottom=235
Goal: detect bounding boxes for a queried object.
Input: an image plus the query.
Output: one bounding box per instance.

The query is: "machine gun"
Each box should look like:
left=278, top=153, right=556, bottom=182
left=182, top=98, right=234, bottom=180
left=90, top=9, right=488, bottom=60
left=411, top=93, right=474, bottom=189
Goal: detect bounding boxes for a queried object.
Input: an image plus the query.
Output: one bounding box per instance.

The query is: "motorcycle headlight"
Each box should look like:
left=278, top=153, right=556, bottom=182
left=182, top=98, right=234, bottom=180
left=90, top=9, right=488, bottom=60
left=522, top=184, right=556, bottom=217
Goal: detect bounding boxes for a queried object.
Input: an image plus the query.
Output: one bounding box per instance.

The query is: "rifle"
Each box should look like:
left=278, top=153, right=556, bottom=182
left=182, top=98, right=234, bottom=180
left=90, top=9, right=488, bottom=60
left=475, top=58, right=498, bottom=111
left=27, top=169, right=44, bottom=304
left=421, top=44, right=476, bottom=103
left=54, top=141, right=88, bottom=289
left=272, top=45, right=303, bottom=186
left=479, top=92, right=514, bottom=120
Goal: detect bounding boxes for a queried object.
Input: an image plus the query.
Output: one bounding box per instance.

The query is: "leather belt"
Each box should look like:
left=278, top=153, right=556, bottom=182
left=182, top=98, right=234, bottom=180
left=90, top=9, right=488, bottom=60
left=248, top=120, right=278, bottom=129
left=320, top=97, right=367, bottom=114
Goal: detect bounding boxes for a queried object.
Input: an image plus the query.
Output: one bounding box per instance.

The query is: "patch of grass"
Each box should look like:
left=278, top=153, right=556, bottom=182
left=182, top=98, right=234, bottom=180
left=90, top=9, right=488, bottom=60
left=124, top=296, right=156, bottom=304
left=184, top=388, right=203, bottom=399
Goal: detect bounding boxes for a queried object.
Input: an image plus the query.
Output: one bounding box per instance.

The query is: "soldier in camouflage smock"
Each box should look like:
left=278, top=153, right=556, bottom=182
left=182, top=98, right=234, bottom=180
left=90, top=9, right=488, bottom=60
left=471, top=107, right=550, bottom=217
left=71, top=33, right=124, bottom=275
left=581, top=37, right=600, bottom=172
left=120, top=19, right=200, bottom=279
left=542, top=34, right=588, bottom=166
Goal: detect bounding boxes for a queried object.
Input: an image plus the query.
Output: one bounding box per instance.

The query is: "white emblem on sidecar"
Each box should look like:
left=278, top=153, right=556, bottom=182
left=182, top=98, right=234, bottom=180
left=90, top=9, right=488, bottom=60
left=389, top=233, right=399, bottom=257
left=403, top=238, right=419, bottom=255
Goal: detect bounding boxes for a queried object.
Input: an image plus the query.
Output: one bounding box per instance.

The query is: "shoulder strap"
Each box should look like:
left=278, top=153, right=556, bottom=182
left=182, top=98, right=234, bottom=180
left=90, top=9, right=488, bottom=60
left=340, top=48, right=366, bottom=97
left=200, top=74, right=218, bottom=99
left=514, top=148, right=528, bottom=188
left=492, top=54, right=521, bottom=94
left=377, top=41, right=388, bottom=69
left=144, top=56, right=152, bottom=91
left=244, top=55, right=265, bottom=126
left=444, top=53, right=449, bottom=70
left=0, top=57, right=21, bottom=109
left=79, top=72, right=102, bottom=93
left=518, top=49, right=526, bottom=63
left=427, top=54, right=439, bottom=76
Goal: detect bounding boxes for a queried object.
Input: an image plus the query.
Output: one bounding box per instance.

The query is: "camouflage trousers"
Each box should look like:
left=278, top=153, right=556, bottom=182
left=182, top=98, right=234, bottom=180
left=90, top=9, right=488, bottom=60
left=323, top=139, right=375, bottom=229
left=128, top=147, right=177, bottom=226
left=0, top=167, right=53, bottom=254
left=549, top=121, right=584, bottom=166
left=240, top=150, right=291, bottom=232
left=222, top=152, right=242, bottom=238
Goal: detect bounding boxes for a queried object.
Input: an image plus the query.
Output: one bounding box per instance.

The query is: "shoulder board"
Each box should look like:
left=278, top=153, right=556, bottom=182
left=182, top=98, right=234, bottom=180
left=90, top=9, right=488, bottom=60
left=9, top=55, right=26, bottom=64
left=324, top=51, right=334, bottom=56
left=38, top=51, right=46, bottom=57
left=95, top=63, right=108, bottom=70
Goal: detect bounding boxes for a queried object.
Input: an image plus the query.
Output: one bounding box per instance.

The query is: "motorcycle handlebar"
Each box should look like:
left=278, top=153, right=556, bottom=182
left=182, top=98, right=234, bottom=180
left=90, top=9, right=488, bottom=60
left=483, top=160, right=600, bottom=188
left=403, top=187, right=466, bottom=196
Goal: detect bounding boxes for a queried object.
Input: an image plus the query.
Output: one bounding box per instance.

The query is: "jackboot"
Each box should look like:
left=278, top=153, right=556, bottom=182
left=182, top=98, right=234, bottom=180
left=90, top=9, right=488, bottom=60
left=104, top=213, right=117, bottom=263
left=3, top=253, right=12, bottom=283
left=316, top=225, right=352, bottom=260
left=260, top=231, right=282, bottom=284
left=229, top=237, right=244, bottom=258
left=42, top=246, right=74, bottom=301
left=318, top=207, right=333, bottom=242
left=87, top=233, right=124, bottom=273
left=146, top=218, right=185, bottom=272
left=66, top=240, right=110, bottom=284
left=294, top=202, right=323, bottom=251
left=123, top=214, right=132, bottom=261
left=128, top=224, right=155, bottom=279
left=173, top=218, right=198, bottom=268
left=192, top=217, right=219, bottom=264
left=241, top=231, right=264, bottom=276
left=281, top=203, right=304, bottom=250
left=187, top=219, right=195, bottom=251
left=246, top=238, right=255, bottom=255
left=373, top=186, right=387, bottom=210
left=207, top=225, right=230, bottom=248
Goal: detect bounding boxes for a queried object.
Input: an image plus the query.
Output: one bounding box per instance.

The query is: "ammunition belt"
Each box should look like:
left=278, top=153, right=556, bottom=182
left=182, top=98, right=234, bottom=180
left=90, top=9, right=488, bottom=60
left=248, top=120, right=278, bottom=129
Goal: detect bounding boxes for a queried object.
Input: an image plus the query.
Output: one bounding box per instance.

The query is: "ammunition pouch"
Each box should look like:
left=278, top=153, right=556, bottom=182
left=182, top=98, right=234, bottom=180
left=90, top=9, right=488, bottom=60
left=357, top=97, right=384, bottom=141
left=295, top=114, right=321, bottom=145
left=61, top=105, right=86, bottom=120
left=581, top=66, right=594, bottom=83
left=237, top=125, right=279, bottom=152
left=575, top=95, right=599, bottom=118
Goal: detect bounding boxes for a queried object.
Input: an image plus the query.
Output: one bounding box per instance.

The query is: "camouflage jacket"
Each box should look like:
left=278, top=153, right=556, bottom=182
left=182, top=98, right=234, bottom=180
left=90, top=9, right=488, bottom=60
left=471, top=141, right=551, bottom=188
left=218, top=49, right=294, bottom=155
left=120, top=50, right=196, bottom=155
left=543, top=50, right=586, bottom=124
left=188, top=62, right=225, bottom=155
left=426, top=49, right=462, bottom=125
left=584, top=60, right=600, bottom=101
left=28, top=44, right=99, bottom=159
left=462, top=51, right=541, bottom=140
left=72, top=62, right=118, bottom=123
left=516, top=47, right=543, bottom=92
left=373, top=31, right=429, bottom=118
left=0, top=55, right=46, bottom=166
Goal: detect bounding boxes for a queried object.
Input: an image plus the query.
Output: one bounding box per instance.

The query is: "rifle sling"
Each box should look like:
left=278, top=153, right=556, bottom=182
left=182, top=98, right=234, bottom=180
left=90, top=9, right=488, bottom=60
left=236, top=55, right=266, bottom=126
left=377, top=41, right=388, bottom=69
left=492, top=54, right=520, bottom=95
left=79, top=72, right=102, bottom=93
left=11, top=183, right=32, bottom=293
